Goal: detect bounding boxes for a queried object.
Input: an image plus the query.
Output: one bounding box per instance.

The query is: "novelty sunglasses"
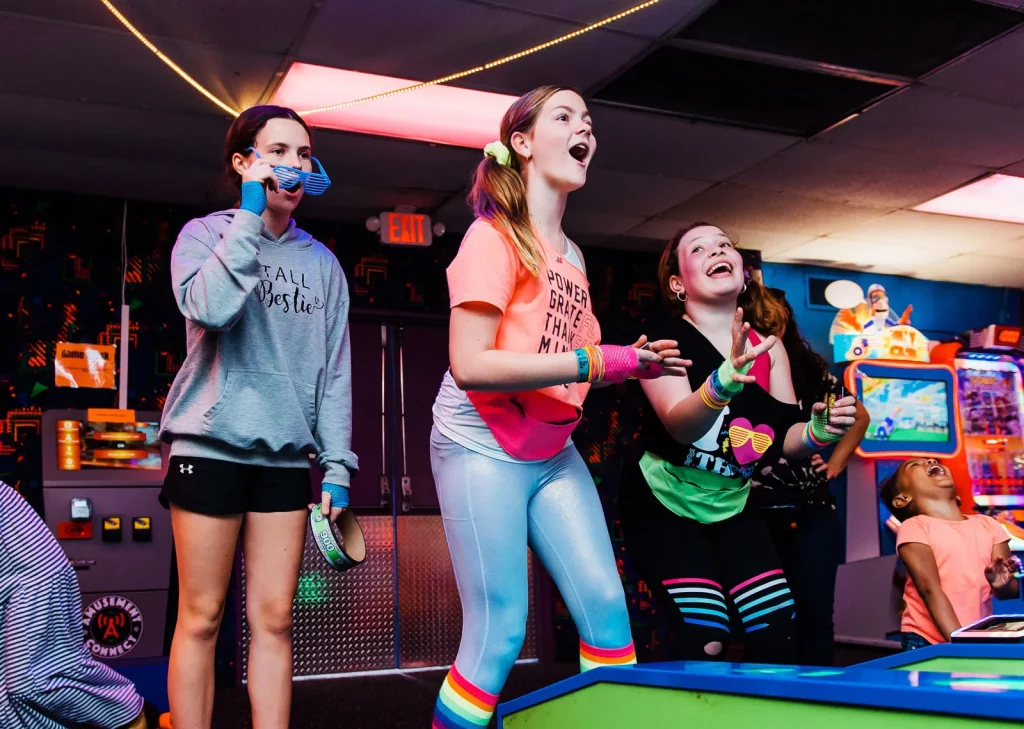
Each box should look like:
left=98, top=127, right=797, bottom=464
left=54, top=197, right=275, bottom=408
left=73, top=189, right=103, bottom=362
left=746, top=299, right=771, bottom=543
left=728, top=425, right=774, bottom=454
left=246, top=147, right=332, bottom=196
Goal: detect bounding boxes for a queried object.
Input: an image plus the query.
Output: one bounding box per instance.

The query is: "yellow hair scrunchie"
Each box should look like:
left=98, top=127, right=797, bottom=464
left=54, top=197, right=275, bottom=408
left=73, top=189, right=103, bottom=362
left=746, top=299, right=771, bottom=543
left=483, top=140, right=511, bottom=167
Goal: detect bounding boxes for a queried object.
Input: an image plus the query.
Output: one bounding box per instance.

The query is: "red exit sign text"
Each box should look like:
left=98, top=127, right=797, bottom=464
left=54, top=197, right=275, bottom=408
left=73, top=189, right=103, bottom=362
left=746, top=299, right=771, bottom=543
left=380, top=212, right=432, bottom=247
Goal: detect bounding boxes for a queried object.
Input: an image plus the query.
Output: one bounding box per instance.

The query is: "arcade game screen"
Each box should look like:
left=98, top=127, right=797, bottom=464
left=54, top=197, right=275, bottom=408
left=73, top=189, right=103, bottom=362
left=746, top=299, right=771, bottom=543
left=957, top=360, right=1024, bottom=507
left=56, top=418, right=162, bottom=470
left=860, top=375, right=951, bottom=443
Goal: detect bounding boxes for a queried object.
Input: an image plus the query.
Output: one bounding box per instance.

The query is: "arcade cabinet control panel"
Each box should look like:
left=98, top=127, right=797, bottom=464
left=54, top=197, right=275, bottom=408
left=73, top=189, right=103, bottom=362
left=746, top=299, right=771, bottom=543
left=42, top=409, right=172, bottom=663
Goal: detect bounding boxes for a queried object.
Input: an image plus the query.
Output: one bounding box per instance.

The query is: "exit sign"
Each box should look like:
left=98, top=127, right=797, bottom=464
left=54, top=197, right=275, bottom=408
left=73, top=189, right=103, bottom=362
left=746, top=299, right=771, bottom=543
left=380, top=212, right=432, bottom=247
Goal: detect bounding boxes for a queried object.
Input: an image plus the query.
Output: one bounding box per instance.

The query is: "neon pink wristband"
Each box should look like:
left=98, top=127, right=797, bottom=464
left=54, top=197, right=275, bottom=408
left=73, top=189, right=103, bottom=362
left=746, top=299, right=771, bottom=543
left=598, top=345, right=651, bottom=384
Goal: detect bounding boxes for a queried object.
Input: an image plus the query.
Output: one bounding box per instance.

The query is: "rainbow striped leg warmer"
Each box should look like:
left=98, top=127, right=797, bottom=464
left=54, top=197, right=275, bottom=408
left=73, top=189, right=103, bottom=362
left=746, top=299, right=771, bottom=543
left=433, top=664, right=499, bottom=729
left=579, top=638, right=637, bottom=672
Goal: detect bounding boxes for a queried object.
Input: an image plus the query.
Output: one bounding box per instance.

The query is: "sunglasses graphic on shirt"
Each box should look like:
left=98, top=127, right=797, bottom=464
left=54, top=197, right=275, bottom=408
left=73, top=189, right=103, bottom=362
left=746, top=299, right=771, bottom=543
left=246, top=148, right=332, bottom=196
left=727, top=425, right=774, bottom=454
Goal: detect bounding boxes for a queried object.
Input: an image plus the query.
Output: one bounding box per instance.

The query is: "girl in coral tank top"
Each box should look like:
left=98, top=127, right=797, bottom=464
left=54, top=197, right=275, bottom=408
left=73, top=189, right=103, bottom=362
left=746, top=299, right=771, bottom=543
left=429, top=86, right=689, bottom=729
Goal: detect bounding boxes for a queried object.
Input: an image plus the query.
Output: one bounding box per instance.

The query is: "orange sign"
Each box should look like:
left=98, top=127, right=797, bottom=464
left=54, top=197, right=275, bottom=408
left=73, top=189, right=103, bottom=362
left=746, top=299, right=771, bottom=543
left=996, top=326, right=1022, bottom=347
left=55, top=343, right=116, bottom=389
left=87, top=409, right=136, bottom=424
left=380, top=212, right=432, bottom=247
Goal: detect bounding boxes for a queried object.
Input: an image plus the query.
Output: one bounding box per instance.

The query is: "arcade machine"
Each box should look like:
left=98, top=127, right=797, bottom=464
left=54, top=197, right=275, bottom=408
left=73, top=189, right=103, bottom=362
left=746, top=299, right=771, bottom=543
left=41, top=409, right=172, bottom=682
left=827, top=283, right=964, bottom=648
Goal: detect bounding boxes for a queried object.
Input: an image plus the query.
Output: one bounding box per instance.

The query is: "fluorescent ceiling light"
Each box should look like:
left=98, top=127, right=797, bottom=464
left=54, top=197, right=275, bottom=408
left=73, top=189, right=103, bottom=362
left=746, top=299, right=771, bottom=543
left=271, top=63, right=515, bottom=148
left=914, top=174, right=1024, bottom=224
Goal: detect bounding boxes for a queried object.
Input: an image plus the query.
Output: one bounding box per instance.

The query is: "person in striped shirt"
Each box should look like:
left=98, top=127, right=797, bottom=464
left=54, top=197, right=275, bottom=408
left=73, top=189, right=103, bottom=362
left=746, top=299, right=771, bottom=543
left=0, top=481, right=147, bottom=728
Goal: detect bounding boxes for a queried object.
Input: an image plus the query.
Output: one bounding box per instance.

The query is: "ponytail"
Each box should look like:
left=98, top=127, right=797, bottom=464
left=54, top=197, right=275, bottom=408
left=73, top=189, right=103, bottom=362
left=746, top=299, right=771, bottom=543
left=467, top=85, right=576, bottom=277
left=468, top=156, right=544, bottom=276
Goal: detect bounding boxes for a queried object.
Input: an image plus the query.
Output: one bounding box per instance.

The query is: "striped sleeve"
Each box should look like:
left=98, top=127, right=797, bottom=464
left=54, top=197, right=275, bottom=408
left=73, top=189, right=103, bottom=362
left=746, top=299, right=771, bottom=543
left=0, top=482, right=144, bottom=728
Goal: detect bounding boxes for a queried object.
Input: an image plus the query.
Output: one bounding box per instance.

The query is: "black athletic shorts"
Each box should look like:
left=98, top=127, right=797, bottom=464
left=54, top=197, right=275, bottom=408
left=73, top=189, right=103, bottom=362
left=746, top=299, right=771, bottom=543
left=160, top=456, right=312, bottom=515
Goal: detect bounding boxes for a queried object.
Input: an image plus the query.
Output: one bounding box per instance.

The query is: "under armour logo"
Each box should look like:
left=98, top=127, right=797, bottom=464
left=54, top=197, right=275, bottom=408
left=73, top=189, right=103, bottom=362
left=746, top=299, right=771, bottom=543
left=179, top=463, right=194, bottom=475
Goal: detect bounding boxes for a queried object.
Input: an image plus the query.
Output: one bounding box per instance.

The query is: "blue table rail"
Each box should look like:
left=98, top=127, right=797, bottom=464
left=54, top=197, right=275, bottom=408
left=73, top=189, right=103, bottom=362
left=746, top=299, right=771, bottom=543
left=497, top=644, right=1024, bottom=728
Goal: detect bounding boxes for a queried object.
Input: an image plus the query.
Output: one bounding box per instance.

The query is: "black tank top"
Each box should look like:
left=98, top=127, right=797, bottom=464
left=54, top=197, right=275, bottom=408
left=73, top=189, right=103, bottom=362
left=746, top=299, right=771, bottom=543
left=633, top=317, right=800, bottom=477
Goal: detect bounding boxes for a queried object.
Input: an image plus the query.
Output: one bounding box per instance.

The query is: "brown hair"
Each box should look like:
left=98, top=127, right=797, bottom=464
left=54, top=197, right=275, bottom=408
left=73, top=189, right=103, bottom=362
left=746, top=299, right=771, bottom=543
left=657, top=223, right=788, bottom=336
left=221, top=105, right=312, bottom=197
left=881, top=464, right=914, bottom=522
left=467, top=85, right=578, bottom=277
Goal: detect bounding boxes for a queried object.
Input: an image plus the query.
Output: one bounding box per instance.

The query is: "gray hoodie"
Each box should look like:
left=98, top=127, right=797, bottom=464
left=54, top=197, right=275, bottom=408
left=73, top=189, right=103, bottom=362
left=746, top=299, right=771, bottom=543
left=159, top=209, right=357, bottom=487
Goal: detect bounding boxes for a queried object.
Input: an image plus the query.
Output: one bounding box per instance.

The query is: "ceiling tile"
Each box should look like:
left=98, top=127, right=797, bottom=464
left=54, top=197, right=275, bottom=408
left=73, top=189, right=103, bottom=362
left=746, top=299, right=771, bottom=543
left=926, top=26, right=1024, bottom=109
left=625, top=218, right=817, bottom=252
left=733, top=140, right=987, bottom=209
left=562, top=210, right=648, bottom=237
left=0, top=16, right=279, bottom=115
left=296, top=0, right=643, bottom=94
left=592, top=106, right=798, bottom=180
left=916, top=253, right=1024, bottom=288
left=1, top=0, right=318, bottom=54
left=823, top=86, right=1024, bottom=168
left=718, top=228, right=818, bottom=255
left=312, top=131, right=482, bottom=192
left=829, top=210, right=1024, bottom=251
left=570, top=170, right=710, bottom=217
left=0, top=93, right=226, bottom=169
left=657, top=183, right=892, bottom=235
left=475, top=0, right=713, bottom=37
left=766, top=238, right=954, bottom=276
left=298, top=0, right=521, bottom=74
left=461, top=32, right=648, bottom=96
left=985, top=238, right=1024, bottom=260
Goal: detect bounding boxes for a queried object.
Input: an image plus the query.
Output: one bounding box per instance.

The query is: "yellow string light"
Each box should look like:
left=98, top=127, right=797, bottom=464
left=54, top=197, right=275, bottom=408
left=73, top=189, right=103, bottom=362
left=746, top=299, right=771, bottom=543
left=98, top=0, right=240, bottom=117
left=100, top=0, right=659, bottom=119
left=297, top=0, right=662, bottom=116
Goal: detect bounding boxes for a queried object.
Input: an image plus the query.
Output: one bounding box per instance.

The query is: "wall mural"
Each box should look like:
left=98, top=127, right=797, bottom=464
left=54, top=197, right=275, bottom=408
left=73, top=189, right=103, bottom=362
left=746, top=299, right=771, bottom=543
left=0, top=186, right=760, bottom=664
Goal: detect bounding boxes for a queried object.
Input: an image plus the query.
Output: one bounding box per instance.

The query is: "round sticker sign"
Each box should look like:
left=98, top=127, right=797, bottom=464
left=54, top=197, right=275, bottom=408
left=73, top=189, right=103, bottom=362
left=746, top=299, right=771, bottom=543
left=82, top=595, right=143, bottom=658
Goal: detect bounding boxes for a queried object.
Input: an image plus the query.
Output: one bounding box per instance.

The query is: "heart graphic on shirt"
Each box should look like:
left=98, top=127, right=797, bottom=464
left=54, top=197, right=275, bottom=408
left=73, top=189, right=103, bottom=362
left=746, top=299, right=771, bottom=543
left=727, top=418, right=775, bottom=466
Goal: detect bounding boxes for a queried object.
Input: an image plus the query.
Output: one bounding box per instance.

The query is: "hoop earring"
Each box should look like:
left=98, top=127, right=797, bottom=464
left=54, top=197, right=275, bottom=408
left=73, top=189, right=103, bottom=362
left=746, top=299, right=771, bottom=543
left=676, top=291, right=687, bottom=302
left=741, top=283, right=748, bottom=294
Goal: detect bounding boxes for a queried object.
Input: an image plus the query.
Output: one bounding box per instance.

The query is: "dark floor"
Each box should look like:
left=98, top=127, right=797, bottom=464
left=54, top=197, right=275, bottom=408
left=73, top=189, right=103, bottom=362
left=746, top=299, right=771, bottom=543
left=208, top=645, right=894, bottom=728
left=210, top=662, right=576, bottom=729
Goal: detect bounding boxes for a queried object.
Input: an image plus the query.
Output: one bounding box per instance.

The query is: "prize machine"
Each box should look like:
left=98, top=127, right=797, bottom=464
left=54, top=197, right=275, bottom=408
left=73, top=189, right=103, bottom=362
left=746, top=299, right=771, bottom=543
left=43, top=408, right=171, bottom=665
left=932, top=324, right=1024, bottom=610
left=824, top=282, right=963, bottom=648
left=43, top=323, right=172, bottom=708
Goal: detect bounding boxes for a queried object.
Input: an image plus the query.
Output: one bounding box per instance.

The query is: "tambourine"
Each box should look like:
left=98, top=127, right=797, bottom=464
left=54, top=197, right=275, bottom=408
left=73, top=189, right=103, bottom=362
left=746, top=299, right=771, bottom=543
left=309, top=507, right=366, bottom=571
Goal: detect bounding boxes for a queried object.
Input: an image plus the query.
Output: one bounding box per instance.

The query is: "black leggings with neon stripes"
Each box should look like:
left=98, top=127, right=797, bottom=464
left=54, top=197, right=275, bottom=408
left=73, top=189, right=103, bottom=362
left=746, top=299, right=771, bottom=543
left=619, top=460, right=797, bottom=663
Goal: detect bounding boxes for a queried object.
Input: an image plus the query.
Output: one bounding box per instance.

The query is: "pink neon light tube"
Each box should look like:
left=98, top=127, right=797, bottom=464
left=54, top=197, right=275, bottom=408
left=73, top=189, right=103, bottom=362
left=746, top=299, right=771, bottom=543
left=271, top=63, right=516, bottom=148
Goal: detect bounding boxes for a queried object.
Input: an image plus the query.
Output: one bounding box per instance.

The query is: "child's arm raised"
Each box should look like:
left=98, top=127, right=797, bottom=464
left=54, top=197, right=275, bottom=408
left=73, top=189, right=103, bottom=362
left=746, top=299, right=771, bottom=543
left=898, top=542, right=961, bottom=640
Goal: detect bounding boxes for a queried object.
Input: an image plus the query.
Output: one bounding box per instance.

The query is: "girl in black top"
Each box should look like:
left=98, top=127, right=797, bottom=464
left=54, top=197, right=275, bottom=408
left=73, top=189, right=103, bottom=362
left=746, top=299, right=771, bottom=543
left=749, top=292, right=870, bottom=665
left=619, top=223, right=858, bottom=663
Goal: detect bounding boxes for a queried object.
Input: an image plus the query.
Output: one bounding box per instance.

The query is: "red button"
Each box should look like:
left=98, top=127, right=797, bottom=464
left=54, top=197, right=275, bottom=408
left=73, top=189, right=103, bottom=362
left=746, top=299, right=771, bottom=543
left=57, top=521, right=93, bottom=539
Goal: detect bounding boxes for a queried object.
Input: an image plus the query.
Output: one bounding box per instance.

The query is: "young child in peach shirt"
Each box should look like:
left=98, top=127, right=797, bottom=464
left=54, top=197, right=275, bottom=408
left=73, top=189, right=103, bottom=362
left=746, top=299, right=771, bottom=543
left=882, top=458, right=1020, bottom=649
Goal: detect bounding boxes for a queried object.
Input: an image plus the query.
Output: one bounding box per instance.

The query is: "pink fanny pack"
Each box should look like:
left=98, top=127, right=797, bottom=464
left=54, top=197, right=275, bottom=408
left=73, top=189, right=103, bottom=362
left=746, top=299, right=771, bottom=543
left=468, top=390, right=582, bottom=461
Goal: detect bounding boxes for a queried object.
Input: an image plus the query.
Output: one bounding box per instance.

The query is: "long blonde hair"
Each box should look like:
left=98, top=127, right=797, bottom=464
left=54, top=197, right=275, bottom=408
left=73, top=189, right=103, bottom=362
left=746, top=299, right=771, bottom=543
left=467, top=85, right=577, bottom=276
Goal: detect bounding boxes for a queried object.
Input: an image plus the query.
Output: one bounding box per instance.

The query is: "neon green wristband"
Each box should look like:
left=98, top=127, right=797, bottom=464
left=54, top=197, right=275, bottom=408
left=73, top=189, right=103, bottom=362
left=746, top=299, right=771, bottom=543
left=713, top=357, right=754, bottom=398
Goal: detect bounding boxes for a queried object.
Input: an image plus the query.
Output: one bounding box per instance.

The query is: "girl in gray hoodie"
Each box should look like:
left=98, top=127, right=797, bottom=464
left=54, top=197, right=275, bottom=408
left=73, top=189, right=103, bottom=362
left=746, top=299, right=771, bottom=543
left=158, top=105, right=356, bottom=728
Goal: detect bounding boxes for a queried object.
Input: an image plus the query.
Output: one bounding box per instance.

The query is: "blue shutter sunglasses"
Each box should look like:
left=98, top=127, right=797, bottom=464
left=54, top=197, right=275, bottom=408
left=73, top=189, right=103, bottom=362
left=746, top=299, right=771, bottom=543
left=246, top=147, right=332, bottom=196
